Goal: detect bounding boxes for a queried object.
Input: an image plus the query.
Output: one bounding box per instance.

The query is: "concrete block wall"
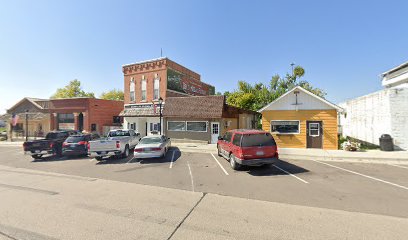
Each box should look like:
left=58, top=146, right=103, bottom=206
left=339, top=87, right=408, bottom=150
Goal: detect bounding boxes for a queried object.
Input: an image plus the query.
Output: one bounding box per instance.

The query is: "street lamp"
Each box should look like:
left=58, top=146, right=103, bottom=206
left=158, top=97, right=163, bottom=135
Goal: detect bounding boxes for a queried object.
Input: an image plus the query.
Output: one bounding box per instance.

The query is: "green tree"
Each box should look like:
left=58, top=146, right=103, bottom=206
left=226, top=65, right=326, bottom=111
left=100, top=89, right=124, bottom=101
left=51, top=79, right=95, bottom=99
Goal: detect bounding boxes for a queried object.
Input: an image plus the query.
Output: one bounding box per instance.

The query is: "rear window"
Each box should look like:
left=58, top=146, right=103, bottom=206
left=65, top=135, right=87, bottom=143
left=140, top=137, right=162, bottom=144
left=46, top=132, right=69, bottom=139
left=241, top=133, right=276, bottom=147
left=232, top=134, right=242, bottom=146
left=108, top=131, right=130, bottom=137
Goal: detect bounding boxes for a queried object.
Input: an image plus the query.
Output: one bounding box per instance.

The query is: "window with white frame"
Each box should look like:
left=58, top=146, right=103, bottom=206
left=154, top=76, right=160, bottom=100
left=167, top=121, right=186, bottom=131
left=150, top=123, right=160, bottom=132
left=141, top=79, right=146, bottom=101
left=270, top=120, right=300, bottom=134
left=130, top=78, right=135, bottom=102
left=186, top=121, right=207, bottom=132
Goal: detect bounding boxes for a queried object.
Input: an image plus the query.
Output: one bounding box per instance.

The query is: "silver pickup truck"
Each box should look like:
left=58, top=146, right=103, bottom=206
left=88, top=129, right=140, bottom=161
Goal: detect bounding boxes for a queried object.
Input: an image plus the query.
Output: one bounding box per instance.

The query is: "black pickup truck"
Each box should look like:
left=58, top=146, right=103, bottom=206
left=23, top=131, right=78, bottom=159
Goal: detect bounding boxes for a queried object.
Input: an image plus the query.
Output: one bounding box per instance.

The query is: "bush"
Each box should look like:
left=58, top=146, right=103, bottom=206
left=338, top=135, right=348, bottom=149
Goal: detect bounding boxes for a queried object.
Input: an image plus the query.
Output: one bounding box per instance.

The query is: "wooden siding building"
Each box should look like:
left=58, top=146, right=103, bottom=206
left=259, top=86, right=343, bottom=150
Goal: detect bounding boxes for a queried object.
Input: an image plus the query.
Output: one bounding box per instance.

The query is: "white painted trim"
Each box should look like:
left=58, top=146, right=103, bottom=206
left=308, top=122, right=320, bottom=137
left=166, top=89, right=191, bottom=96
left=258, top=86, right=343, bottom=112
left=270, top=120, right=300, bottom=135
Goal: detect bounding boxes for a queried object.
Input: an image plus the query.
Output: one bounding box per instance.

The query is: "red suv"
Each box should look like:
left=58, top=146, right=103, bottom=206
left=217, top=129, right=279, bottom=170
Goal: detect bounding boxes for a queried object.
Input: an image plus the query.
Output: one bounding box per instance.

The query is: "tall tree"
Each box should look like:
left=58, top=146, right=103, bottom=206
left=226, top=66, right=326, bottom=111
left=99, top=89, right=124, bottom=101
left=51, top=79, right=95, bottom=99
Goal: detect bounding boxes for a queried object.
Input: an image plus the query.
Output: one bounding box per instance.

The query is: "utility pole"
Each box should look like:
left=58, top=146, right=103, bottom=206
left=158, top=97, right=163, bottom=135
left=25, top=110, right=28, bottom=141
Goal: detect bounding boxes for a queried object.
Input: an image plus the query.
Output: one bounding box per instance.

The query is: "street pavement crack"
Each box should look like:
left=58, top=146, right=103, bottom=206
left=167, top=192, right=207, bottom=240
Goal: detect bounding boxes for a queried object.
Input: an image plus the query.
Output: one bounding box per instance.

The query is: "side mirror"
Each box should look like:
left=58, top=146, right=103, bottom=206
left=218, top=136, right=223, bottom=140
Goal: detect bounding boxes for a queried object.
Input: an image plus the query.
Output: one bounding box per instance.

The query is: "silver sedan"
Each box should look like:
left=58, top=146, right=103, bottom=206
left=133, top=135, right=171, bottom=159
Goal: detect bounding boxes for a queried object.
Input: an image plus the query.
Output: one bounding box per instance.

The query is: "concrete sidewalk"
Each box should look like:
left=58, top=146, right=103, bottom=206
left=0, top=164, right=407, bottom=240
left=173, top=143, right=408, bottom=164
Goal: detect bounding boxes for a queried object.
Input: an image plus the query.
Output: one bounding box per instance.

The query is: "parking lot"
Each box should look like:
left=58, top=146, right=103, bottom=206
left=1, top=144, right=408, bottom=219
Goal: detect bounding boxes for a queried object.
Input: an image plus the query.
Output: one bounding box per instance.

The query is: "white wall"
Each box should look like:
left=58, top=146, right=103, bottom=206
left=339, top=87, right=408, bottom=150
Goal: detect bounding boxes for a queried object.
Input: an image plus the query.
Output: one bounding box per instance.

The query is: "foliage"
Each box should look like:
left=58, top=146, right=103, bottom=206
left=100, top=89, right=124, bottom=101
left=226, top=65, right=326, bottom=111
left=51, top=79, right=95, bottom=99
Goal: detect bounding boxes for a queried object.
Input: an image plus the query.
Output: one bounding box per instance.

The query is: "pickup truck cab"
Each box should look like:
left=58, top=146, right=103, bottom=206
left=23, top=130, right=77, bottom=159
left=217, top=129, right=279, bottom=170
left=88, top=129, right=140, bottom=161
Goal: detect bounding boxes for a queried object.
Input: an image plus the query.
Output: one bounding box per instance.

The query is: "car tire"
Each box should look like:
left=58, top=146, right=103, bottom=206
left=229, top=154, right=241, bottom=170
left=122, top=145, right=129, bottom=158
left=95, top=156, right=103, bottom=161
left=217, top=145, right=222, bottom=157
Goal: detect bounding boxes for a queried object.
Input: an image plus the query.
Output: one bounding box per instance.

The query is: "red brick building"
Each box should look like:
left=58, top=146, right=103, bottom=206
left=6, top=98, right=123, bottom=138
left=120, top=57, right=215, bottom=137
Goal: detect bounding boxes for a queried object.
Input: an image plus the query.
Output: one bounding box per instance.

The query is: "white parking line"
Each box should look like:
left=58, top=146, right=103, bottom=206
left=187, top=161, right=195, bottom=192
left=388, top=164, right=408, bottom=170
left=126, top=158, right=134, bottom=164
left=273, top=165, right=309, bottom=184
left=313, top=160, right=408, bottom=191
left=210, top=153, right=229, bottom=176
left=169, top=151, right=175, bottom=168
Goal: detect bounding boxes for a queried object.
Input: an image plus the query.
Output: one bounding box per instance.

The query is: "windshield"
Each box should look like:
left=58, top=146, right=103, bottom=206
left=241, top=133, right=276, bottom=147
left=108, top=131, right=130, bottom=137
left=65, top=136, right=86, bottom=143
left=139, top=137, right=162, bottom=144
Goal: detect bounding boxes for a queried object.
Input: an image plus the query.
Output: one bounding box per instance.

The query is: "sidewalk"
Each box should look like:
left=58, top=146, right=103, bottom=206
left=173, top=143, right=408, bottom=164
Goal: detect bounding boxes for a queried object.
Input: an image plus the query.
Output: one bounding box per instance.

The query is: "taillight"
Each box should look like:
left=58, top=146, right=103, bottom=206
left=50, top=143, right=54, bottom=148
left=116, top=141, right=120, bottom=149
left=87, top=143, right=90, bottom=150
left=78, top=141, right=87, bottom=145
left=62, top=142, right=68, bottom=147
left=134, top=148, right=143, bottom=152
left=236, top=148, right=243, bottom=159
left=151, top=147, right=162, bottom=151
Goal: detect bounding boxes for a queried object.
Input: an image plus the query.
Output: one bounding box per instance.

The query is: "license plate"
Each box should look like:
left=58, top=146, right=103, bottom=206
left=256, top=151, right=264, bottom=156
left=144, top=148, right=151, bottom=152
left=35, top=150, right=40, bottom=153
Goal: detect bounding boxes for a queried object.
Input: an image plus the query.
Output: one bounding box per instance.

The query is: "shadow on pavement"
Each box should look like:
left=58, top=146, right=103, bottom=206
left=246, top=160, right=309, bottom=177
left=31, top=155, right=89, bottom=162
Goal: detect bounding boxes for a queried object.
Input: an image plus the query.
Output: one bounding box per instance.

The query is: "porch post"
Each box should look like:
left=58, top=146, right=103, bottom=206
left=51, top=113, right=58, bottom=131
left=73, top=112, right=79, bottom=131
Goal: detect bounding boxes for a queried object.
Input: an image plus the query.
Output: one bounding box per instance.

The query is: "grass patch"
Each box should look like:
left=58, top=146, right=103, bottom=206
left=0, top=127, right=6, bottom=132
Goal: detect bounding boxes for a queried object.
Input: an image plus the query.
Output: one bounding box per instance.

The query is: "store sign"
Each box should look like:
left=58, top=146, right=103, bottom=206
left=167, top=68, right=210, bottom=96
left=59, top=123, right=75, bottom=130
left=125, top=104, right=154, bottom=109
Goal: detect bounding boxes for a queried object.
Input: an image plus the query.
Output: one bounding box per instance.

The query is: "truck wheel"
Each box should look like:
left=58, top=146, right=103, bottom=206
left=229, top=154, right=241, bottom=170
left=32, top=155, right=42, bottom=160
left=95, top=156, right=103, bottom=161
left=122, top=145, right=129, bottom=158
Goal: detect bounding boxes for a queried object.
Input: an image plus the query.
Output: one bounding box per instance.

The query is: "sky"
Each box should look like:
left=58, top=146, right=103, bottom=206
left=1, top=0, right=407, bottom=114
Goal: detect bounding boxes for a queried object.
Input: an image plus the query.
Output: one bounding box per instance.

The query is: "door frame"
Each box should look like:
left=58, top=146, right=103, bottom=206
left=210, top=122, right=220, bottom=144
left=306, top=120, right=323, bottom=149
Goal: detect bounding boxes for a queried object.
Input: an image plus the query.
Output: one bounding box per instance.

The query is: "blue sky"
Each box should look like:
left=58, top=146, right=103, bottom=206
left=1, top=0, right=407, bottom=113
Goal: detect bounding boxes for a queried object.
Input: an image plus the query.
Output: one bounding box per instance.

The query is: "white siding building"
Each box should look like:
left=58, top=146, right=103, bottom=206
left=339, top=61, right=408, bottom=150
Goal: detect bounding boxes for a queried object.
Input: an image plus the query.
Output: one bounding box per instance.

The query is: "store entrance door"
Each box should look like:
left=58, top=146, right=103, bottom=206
left=211, top=122, right=220, bottom=144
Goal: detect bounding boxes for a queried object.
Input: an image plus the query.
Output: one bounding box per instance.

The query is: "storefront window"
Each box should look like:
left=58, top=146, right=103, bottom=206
left=270, top=120, right=300, bottom=134
left=186, top=121, right=207, bottom=132
left=167, top=121, right=186, bottom=131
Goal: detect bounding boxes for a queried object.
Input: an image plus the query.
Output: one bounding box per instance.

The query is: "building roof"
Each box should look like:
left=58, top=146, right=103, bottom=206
left=381, top=60, right=408, bottom=77
left=7, top=97, right=50, bottom=113
left=122, top=57, right=167, bottom=67
left=163, top=95, right=226, bottom=118
left=258, top=86, right=343, bottom=113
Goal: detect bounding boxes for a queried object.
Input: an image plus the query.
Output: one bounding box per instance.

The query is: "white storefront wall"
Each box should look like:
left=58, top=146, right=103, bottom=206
left=339, top=87, right=408, bottom=150
left=123, top=117, right=161, bottom=137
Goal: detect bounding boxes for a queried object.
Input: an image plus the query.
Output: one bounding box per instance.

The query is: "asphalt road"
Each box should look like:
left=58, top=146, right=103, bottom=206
left=1, top=144, right=408, bottom=219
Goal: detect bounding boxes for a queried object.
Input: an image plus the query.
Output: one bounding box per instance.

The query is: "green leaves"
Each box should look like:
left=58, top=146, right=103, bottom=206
left=99, top=89, right=124, bottom=101
left=50, top=79, right=95, bottom=99
left=226, top=65, right=327, bottom=111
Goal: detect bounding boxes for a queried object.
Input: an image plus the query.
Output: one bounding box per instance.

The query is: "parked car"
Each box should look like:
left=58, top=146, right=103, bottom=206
left=88, top=129, right=140, bottom=161
left=23, top=130, right=78, bottom=159
left=133, top=135, right=171, bottom=159
left=62, top=133, right=100, bottom=157
left=217, top=129, right=279, bottom=170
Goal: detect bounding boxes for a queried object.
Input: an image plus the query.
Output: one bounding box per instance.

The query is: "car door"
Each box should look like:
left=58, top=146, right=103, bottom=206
left=230, top=133, right=242, bottom=158
left=129, top=130, right=137, bottom=148
left=220, top=131, right=232, bottom=156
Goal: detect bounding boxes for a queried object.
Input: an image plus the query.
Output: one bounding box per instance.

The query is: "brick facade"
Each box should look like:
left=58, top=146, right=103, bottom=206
left=122, top=57, right=214, bottom=105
